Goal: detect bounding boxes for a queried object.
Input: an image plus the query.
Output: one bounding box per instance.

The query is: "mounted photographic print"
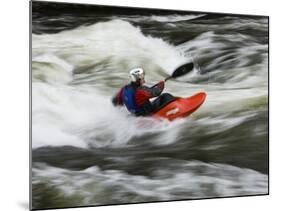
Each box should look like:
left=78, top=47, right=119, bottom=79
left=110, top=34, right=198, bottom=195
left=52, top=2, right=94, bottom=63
left=31, top=1, right=269, bottom=210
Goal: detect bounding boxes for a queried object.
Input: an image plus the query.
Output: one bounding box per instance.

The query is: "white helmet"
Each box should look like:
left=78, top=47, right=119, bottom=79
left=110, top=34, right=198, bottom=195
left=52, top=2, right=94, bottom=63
left=129, top=67, right=145, bottom=82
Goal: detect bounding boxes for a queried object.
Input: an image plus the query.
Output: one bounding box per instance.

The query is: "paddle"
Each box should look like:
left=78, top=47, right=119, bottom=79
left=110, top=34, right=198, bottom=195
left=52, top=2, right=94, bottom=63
left=165, top=62, right=194, bottom=81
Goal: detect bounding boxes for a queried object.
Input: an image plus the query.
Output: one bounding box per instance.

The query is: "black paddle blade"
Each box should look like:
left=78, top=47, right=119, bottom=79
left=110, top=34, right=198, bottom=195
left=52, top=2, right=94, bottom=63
left=172, top=62, right=194, bottom=78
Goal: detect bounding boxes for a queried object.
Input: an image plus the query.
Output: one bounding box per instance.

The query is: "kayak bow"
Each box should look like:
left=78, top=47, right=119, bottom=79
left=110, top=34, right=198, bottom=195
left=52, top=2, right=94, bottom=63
left=153, top=92, right=206, bottom=121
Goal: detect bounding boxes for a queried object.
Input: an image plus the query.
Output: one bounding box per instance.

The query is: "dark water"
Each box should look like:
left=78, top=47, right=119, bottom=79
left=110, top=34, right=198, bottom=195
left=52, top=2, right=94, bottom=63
left=31, top=2, right=268, bottom=210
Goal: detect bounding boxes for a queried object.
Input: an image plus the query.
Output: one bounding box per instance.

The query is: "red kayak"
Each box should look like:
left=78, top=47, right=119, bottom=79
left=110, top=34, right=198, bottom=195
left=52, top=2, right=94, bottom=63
left=153, top=92, right=207, bottom=121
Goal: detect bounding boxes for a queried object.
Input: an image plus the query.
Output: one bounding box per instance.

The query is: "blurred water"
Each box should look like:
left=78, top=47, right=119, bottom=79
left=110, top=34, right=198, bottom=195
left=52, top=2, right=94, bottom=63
left=32, top=2, right=268, bottom=209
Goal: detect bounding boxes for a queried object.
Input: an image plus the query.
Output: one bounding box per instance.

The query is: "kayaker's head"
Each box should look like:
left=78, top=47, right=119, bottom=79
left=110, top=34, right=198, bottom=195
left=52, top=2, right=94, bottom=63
left=129, top=67, right=145, bottom=86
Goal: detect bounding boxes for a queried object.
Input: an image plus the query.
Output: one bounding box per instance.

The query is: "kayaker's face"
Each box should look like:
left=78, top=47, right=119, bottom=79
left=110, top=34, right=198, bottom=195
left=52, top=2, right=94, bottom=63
left=140, top=78, right=145, bottom=85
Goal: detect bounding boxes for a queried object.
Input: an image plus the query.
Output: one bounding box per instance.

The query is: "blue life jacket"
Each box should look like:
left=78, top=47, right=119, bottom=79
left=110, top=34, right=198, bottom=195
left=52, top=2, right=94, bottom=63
left=122, top=86, right=145, bottom=115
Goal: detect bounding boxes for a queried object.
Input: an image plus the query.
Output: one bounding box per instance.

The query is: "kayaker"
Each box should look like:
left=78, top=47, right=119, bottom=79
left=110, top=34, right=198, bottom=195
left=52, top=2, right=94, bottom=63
left=112, top=67, right=175, bottom=116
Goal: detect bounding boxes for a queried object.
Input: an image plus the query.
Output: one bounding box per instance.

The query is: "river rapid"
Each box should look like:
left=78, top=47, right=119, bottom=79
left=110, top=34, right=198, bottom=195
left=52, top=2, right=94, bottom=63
left=31, top=2, right=268, bottom=209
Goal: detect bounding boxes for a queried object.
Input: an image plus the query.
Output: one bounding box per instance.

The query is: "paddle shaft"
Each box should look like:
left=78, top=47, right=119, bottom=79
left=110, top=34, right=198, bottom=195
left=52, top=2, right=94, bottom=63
left=164, top=76, right=173, bottom=82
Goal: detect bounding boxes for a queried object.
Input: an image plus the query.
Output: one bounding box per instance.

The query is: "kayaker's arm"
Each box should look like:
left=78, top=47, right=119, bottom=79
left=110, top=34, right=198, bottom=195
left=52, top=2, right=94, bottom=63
left=137, top=82, right=164, bottom=100
left=112, top=88, right=124, bottom=106
left=149, top=80, right=165, bottom=97
left=134, top=81, right=165, bottom=107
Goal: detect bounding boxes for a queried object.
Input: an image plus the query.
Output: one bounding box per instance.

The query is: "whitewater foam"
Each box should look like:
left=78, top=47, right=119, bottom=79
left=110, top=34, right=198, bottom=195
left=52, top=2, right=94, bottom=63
left=32, top=19, right=187, bottom=78
left=32, top=160, right=268, bottom=205
left=32, top=19, right=267, bottom=150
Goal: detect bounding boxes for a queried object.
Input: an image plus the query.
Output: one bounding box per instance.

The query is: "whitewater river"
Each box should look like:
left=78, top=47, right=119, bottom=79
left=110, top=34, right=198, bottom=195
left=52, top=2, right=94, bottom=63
left=31, top=3, right=268, bottom=209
